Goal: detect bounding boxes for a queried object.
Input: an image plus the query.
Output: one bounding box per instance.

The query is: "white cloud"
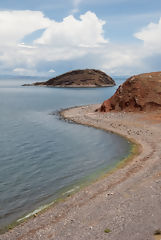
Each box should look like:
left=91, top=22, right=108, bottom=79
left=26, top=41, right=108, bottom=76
left=49, top=69, right=55, bottom=73
left=101, top=17, right=161, bottom=75
left=135, top=17, right=161, bottom=53
left=0, top=10, right=161, bottom=76
left=34, top=11, right=107, bottom=47
left=71, top=0, right=83, bottom=14
left=13, top=68, right=26, bottom=72
left=13, top=68, right=39, bottom=76
left=0, top=11, right=50, bottom=46
left=100, top=45, right=144, bottom=75
left=0, top=10, right=108, bottom=75
left=18, top=43, right=37, bottom=49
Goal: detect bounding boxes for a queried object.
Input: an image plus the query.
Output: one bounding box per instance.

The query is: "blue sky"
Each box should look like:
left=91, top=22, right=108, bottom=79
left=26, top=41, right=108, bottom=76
left=0, top=0, right=161, bottom=76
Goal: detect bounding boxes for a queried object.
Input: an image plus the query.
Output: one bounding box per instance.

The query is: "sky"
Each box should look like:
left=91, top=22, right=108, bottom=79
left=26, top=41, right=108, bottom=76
left=0, top=0, right=161, bottom=77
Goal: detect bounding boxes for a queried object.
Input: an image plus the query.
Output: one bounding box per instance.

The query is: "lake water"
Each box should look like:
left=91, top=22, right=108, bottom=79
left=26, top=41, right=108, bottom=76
left=0, top=77, right=130, bottom=230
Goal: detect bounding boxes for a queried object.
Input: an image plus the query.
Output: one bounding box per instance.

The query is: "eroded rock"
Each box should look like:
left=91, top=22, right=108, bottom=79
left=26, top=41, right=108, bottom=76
left=98, top=71, right=161, bottom=112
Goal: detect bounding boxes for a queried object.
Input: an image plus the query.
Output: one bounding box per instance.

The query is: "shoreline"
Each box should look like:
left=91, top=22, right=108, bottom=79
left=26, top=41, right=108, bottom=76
left=1, top=104, right=161, bottom=240
left=60, top=105, right=141, bottom=178
left=0, top=106, right=136, bottom=234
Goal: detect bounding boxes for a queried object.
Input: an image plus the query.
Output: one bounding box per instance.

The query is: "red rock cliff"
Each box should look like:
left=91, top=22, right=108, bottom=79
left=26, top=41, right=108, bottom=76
left=99, top=71, right=161, bottom=112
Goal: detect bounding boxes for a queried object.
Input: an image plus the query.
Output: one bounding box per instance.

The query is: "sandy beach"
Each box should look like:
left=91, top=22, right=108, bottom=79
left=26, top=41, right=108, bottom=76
left=1, top=104, right=161, bottom=240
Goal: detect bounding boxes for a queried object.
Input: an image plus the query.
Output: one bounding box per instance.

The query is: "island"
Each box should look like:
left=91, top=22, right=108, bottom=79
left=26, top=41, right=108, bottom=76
left=23, top=69, right=115, bottom=87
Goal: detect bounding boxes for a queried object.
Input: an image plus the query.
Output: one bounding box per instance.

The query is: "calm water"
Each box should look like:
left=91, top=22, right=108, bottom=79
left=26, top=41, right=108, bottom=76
left=0, top=77, right=130, bottom=229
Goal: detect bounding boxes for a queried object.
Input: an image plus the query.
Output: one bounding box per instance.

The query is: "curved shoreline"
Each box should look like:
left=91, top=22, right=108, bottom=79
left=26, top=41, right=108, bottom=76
left=1, top=104, right=161, bottom=240
left=60, top=105, right=141, bottom=176
left=0, top=106, right=136, bottom=234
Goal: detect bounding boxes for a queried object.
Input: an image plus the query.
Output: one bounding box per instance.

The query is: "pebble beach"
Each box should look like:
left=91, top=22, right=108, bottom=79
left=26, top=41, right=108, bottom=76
left=1, top=104, right=161, bottom=240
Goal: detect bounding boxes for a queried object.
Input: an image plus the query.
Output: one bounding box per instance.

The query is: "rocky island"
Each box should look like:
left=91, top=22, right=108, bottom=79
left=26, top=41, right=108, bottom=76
left=23, top=69, right=115, bottom=87
left=98, top=71, right=161, bottom=112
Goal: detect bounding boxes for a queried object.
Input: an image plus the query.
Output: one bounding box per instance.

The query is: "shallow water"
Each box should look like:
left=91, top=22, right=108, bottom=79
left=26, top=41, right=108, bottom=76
left=0, top=77, right=130, bottom=229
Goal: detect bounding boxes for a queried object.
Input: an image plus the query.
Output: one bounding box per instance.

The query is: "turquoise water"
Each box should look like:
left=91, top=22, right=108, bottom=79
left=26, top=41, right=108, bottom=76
left=0, top=77, right=130, bottom=229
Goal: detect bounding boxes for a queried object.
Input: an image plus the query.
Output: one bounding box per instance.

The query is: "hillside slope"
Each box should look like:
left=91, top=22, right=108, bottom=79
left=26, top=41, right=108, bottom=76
left=29, top=69, right=115, bottom=87
left=98, top=71, right=161, bottom=112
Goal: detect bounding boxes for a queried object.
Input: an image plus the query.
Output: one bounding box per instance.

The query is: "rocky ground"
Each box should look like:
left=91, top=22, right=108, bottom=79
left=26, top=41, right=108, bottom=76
left=99, top=71, right=161, bottom=112
left=1, top=104, right=161, bottom=240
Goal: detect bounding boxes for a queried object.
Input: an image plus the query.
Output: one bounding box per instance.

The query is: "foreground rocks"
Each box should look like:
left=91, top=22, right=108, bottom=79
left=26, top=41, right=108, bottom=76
left=23, top=69, right=115, bottom=87
left=99, top=71, right=161, bottom=112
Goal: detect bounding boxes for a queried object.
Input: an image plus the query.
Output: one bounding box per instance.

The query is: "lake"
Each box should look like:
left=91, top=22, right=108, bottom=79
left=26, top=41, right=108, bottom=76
left=0, top=77, right=131, bottom=230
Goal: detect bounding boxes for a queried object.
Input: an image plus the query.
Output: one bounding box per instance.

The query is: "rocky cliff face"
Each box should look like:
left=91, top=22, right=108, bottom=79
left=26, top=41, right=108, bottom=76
left=99, top=71, right=161, bottom=112
left=31, top=69, right=115, bottom=87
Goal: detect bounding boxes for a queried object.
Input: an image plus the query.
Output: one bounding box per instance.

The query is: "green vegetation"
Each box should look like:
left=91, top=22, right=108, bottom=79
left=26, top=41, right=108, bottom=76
left=104, top=228, right=111, bottom=233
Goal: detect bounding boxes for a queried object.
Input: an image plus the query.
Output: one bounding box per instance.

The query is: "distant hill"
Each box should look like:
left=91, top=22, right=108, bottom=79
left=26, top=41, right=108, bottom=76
left=23, top=69, right=115, bottom=87
left=98, top=71, right=161, bottom=112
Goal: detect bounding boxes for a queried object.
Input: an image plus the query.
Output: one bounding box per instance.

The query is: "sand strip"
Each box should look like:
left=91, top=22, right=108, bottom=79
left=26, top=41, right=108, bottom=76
left=1, top=104, right=161, bottom=240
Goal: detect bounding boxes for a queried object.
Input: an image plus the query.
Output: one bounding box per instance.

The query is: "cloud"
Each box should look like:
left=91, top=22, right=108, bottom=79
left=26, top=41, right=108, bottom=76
left=99, top=44, right=144, bottom=75
left=18, top=43, right=36, bottom=49
left=71, top=0, right=83, bottom=14
left=0, top=10, right=161, bottom=76
left=73, top=0, right=82, bottom=6
left=34, top=11, right=107, bottom=47
left=0, top=10, right=50, bottom=46
left=100, top=17, right=161, bottom=75
left=49, top=69, right=56, bottom=73
left=134, top=17, right=161, bottom=53
left=0, top=10, right=108, bottom=75
left=13, top=68, right=39, bottom=76
left=0, top=10, right=51, bottom=74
